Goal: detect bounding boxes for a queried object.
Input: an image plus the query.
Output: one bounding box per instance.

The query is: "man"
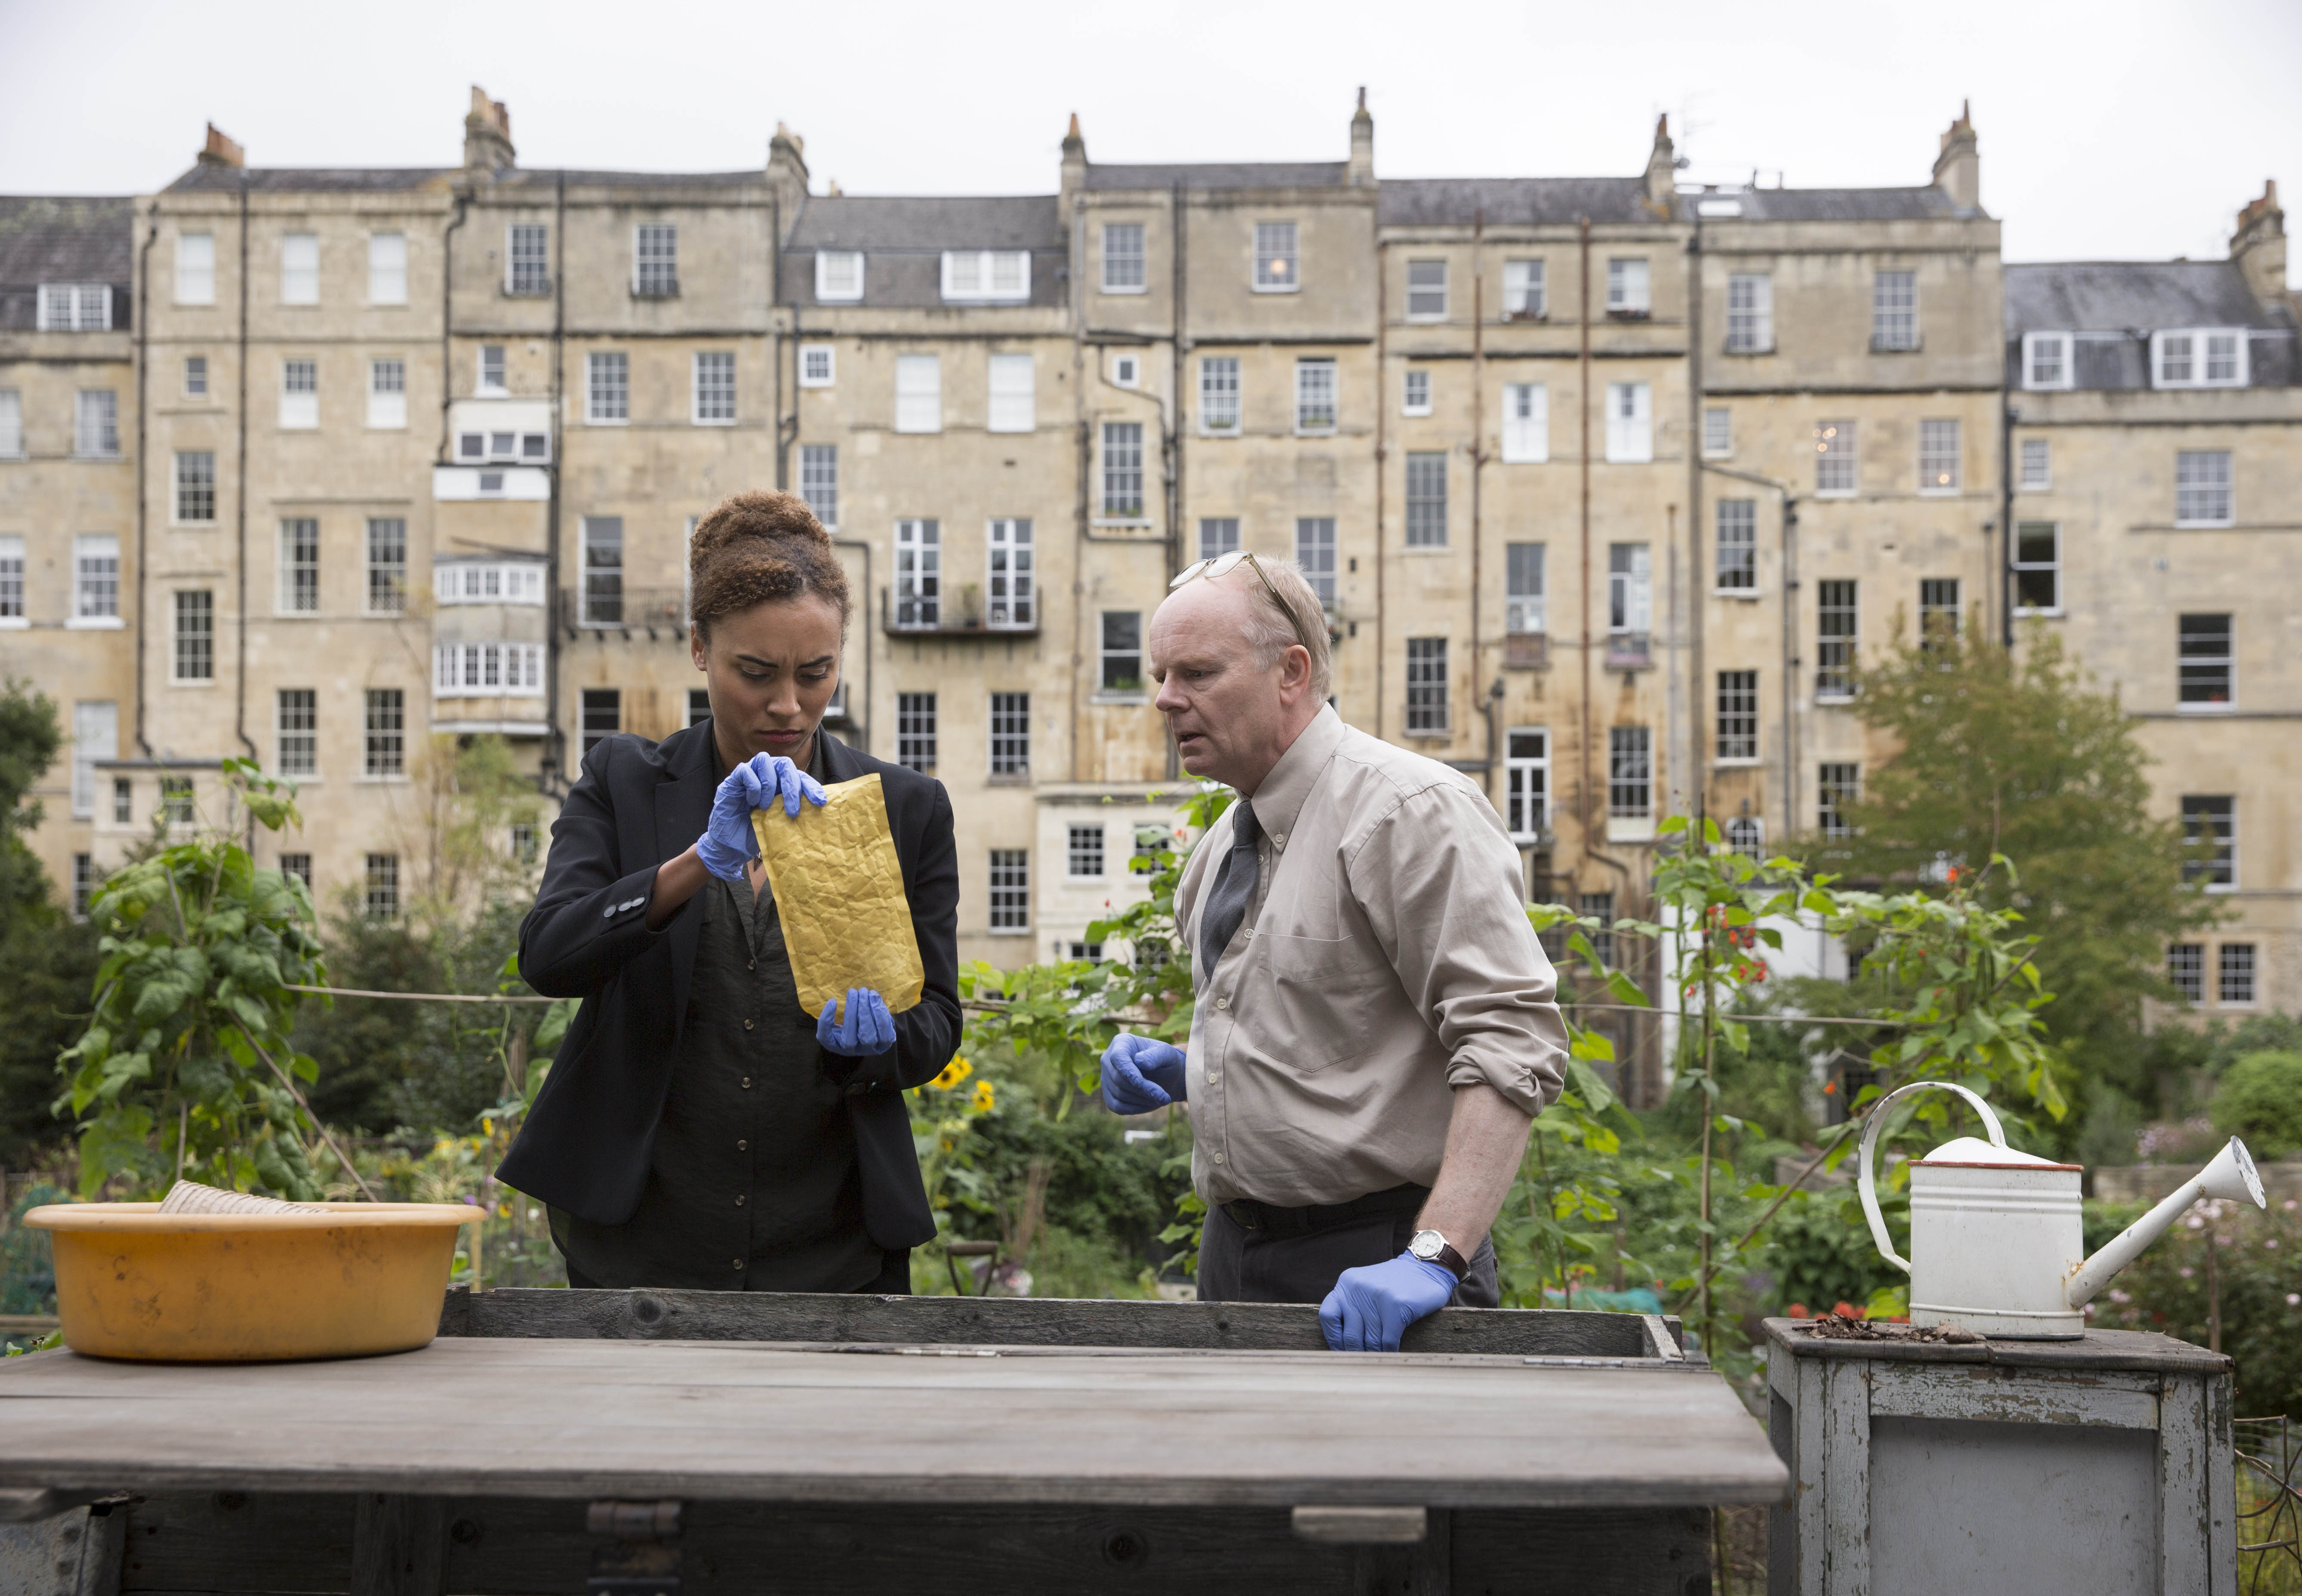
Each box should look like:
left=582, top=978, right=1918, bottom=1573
left=1101, top=552, right=1567, bottom=1351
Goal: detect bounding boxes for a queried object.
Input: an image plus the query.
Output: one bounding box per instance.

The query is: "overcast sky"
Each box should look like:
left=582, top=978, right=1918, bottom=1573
left=2, top=0, right=2296, bottom=280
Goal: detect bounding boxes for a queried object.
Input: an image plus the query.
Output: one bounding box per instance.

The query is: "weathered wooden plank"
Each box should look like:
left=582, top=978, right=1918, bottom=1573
left=1353, top=1507, right=1447, bottom=1596
left=349, top=1495, right=444, bottom=1596
left=1818, top=1356, right=1869, bottom=1596
left=0, top=1340, right=1787, bottom=1511
left=109, top=1496, right=1712, bottom=1596
left=1864, top=1362, right=2162, bottom=1430
left=1762, top=1317, right=2232, bottom=1375
left=2159, top=1372, right=2215, bottom=1596
left=442, top=1287, right=1679, bottom=1360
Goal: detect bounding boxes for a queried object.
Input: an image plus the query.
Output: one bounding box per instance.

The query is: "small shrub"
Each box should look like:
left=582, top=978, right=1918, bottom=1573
left=2213, top=1052, right=2302, bottom=1159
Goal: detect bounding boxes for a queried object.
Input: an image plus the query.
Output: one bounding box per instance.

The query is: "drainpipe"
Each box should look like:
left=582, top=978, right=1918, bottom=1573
left=438, top=192, right=466, bottom=465
left=1163, top=180, right=1186, bottom=781
left=232, top=179, right=258, bottom=782
left=1373, top=240, right=1388, bottom=739
left=1576, top=222, right=1632, bottom=877
left=1686, top=211, right=1706, bottom=822
left=1469, top=208, right=1488, bottom=796
left=1068, top=195, right=1085, bottom=782
left=543, top=170, right=567, bottom=793
left=133, top=203, right=158, bottom=757
left=2000, top=401, right=2018, bottom=648
left=1702, top=460, right=1798, bottom=839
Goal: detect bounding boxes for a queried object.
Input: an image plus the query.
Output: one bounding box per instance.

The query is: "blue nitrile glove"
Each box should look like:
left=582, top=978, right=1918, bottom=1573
left=1320, top=1252, right=1458, bottom=1352
left=1100, top=1032, right=1187, bottom=1114
left=696, top=754, right=827, bottom=882
left=817, top=987, right=896, bottom=1056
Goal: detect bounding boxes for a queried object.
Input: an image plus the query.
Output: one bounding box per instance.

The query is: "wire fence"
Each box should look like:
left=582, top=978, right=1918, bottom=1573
left=2239, top=1416, right=2302, bottom=1595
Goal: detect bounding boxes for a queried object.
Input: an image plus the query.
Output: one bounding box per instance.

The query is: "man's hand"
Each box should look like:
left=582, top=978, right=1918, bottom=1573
left=817, top=987, right=896, bottom=1056
left=1319, top=1253, right=1457, bottom=1351
left=1100, top=1032, right=1187, bottom=1114
left=697, top=755, right=828, bottom=881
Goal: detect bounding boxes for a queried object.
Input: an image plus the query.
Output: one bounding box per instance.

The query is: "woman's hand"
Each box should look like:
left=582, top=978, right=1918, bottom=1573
left=696, top=755, right=828, bottom=882
left=817, top=987, right=896, bottom=1056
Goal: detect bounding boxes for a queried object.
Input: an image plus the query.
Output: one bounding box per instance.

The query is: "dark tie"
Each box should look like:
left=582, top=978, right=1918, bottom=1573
left=1198, top=799, right=1261, bottom=977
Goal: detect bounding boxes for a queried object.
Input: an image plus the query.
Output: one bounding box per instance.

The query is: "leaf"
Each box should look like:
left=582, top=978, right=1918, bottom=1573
left=1563, top=1057, right=1617, bottom=1116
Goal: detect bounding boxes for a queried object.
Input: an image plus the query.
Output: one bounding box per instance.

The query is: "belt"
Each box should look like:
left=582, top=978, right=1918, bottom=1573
left=1221, top=1182, right=1430, bottom=1238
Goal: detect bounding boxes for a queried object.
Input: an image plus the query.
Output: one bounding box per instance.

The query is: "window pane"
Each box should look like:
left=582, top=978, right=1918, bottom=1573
left=1295, top=518, right=1337, bottom=605
left=1608, top=727, right=1651, bottom=817
left=367, top=518, right=407, bottom=613
left=1255, top=221, right=1298, bottom=289
left=1103, top=224, right=1145, bottom=290
left=693, top=351, right=736, bottom=422
left=1919, top=419, right=1960, bottom=491
left=800, top=444, right=838, bottom=528
left=1816, top=580, right=1857, bottom=698
left=1199, top=357, right=1240, bottom=432
left=174, top=590, right=214, bottom=679
left=990, top=692, right=1030, bottom=776
left=2177, top=613, right=2232, bottom=705
left=1716, top=671, right=1758, bottom=761
left=1873, top=271, right=1916, bottom=349
left=582, top=517, right=624, bottom=624
left=587, top=352, right=628, bottom=422
left=1405, top=453, right=1447, bottom=546
left=1101, top=422, right=1143, bottom=515
left=1405, top=637, right=1448, bottom=733
left=1819, top=763, right=1860, bottom=838
left=1506, top=543, right=1545, bottom=633
left=1815, top=420, right=1856, bottom=493
left=895, top=354, right=941, bottom=433
left=1295, top=358, right=1336, bottom=431
left=1100, top=611, right=1143, bottom=690
left=989, top=849, right=1029, bottom=929
left=1716, top=500, right=1756, bottom=591
left=2175, top=450, right=2232, bottom=525
left=365, top=688, right=405, bottom=775
left=897, top=693, right=937, bottom=772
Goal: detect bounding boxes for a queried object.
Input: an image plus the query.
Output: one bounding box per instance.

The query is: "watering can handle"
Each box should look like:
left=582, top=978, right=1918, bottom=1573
left=1855, top=1079, right=2008, bottom=1276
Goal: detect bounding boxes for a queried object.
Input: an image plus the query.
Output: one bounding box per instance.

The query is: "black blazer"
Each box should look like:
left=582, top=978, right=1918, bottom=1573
left=499, top=721, right=961, bottom=1250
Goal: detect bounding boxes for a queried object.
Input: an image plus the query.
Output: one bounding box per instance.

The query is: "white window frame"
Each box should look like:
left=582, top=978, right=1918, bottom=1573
left=1501, top=382, right=1547, bottom=464
left=2175, top=450, right=2234, bottom=528
left=577, top=517, right=621, bottom=626
left=1715, top=500, right=1758, bottom=594
left=0, top=389, right=20, bottom=458
left=940, top=251, right=1031, bottom=303
left=1604, top=382, right=1652, bottom=463
left=71, top=701, right=117, bottom=818
left=799, top=444, right=838, bottom=529
left=798, top=344, right=835, bottom=388
left=74, top=389, right=119, bottom=457
left=432, top=642, right=546, bottom=699
left=1702, top=406, right=1732, bottom=458
left=1101, top=422, right=1145, bottom=518
left=692, top=351, right=736, bottom=425
left=173, top=451, right=216, bottom=525
left=0, top=534, right=22, bottom=628
left=815, top=252, right=864, bottom=302
left=1402, top=370, right=1432, bottom=418
left=1608, top=543, right=1653, bottom=636
left=894, top=519, right=940, bottom=628
left=1294, top=357, right=1338, bottom=435
left=2182, top=796, right=2237, bottom=893
left=278, top=518, right=320, bottom=614
left=1725, top=273, right=1773, bottom=353
left=987, top=353, right=1035, bottom=433
left=276, top=689, right=317, bottom=778
left=1197, top=519, right=1240, bottom=561
left=280, top=233, right=319, bottom=306
left=632, top=224, right=678, bottom=297
left=2153, top=328, right=2249, bottom=389
left=38, top=283, right=113, bottom=330
left=988, top=692, right=1031, bottom=778
left=279, top=360, right=318, bottom=430
left=587, top=351, right=629, bottom=425
left=1199, top=357, right=1240, bottom=435
left=1297, top=518, right=1339, bottom=608
left=183, top=356, right=208, bottom=398
left=1253, top=221, right=1299, bottom=293
left=1814, top=420, right=1857, bottom=496
left=988, top=848, right=1030, bottom=930
left=367, top=232, right=407, bottom=306
left=367, top=358, right=406, bottom=429
left=896, top=692, right=937, bottom=772
left=175, top=233, right=215, bottom=305
left=2013, top=521, right=2061, bottom=616
left=1101, top=224, right=1146, bottom=294
left=173, top=589, right=215, bottom=683
left=1404, top=452, right=1448, bottom=548
left=70, top=535, right=121, bottom=627
left=1404, top=637, right=1449, bottom=735
left=1405, top=258, right=1448, bottom=321
left=1605, top=258, right=1650, bottom=315
left=895, top=354, right=941, bottom=434
left=2022, top=331, right=2073, bottom=391
left=1503, top=259, right=1545, bottom=320
left=986, top=519, right=1034, bottom=629
left=1111, top=352, right=1140, bottom=388
left=1872, top=270, right=1918, bottom=351
left=1815, top=579, right=1858, bottom=702
left=477, top=345, right=507, bottom=395
left=1099, top=610, right=1144, bottom=692
left=1715, top=670, right=1760, bottom=764
left=1505, top=542, right=1544, bottom=634
left=1504, top=728, right=1549, bottom=841
left=1608, top=726, right=1653, bottom=819
left=1917, top=418, right=1961, bottom=494
left=433, top=562, right=545, bottom=605
left=507, top=224, right=550, bottom=295
left=2019, top=438, right=2051, bottom=491
left=1067, top=823, right=1107, bottom=880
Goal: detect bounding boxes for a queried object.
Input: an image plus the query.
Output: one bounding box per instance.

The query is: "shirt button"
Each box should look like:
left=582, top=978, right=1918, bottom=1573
left=743, top=1018, right=755, bottom=1031
left=735, top=1194, right=747, bottom=1207
left=1206, top=1072, right=1220, bottom=1084
left=1212, top=1152, right=1225, bottom=1164
left=747, top=959, right=756, bottom=971
left=733, top=1258, right=745, bottom=1271
left=736, top=1139, right=749, bottom=1152
left=1272, top=831, right=1286, bottom=847
left=740, top=1076, right=752, bottom=1089
left=1215, top=997, right=1229, bottom=1010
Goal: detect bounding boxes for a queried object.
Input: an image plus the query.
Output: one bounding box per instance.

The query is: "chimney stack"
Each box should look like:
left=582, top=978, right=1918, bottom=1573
left=767, top=121, right=811, bottom=218
left=463, top=86, right=515, bottom=173
left=2230, top=180, right=2287, bottom=310
left=1932, top=101, right=1979, bottom=212
left=1060, top=112, right=1087, bottom=211
left=1644, top=114, right=1676, bottom=209
left=1348, top=89, right=1374, bottom=187
left=197, top=123, right=244, bottom=169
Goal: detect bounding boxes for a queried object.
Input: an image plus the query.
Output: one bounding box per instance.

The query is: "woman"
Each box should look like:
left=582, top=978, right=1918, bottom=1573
left=500, top=490, right=960, bottom=1293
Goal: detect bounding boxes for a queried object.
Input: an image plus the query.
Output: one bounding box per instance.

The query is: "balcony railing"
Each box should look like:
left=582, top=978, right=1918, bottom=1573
left=558, top=586, right=690, bottom=640
left=1605, top=632, right=1653, bottom=671
left=881, top=587, right=1038, bottom=638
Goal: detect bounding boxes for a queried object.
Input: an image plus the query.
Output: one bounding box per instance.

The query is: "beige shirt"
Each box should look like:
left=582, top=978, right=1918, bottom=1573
left=1177, top=706, right=1569, bottom=1207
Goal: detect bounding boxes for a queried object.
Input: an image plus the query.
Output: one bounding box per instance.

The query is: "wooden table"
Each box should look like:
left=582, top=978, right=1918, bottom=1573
left=0, top=1292, right=1786, bottom=1595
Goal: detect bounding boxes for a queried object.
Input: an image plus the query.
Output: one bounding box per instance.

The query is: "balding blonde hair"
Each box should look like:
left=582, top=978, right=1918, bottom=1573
left=1221, top=557, right=1332, bottom=699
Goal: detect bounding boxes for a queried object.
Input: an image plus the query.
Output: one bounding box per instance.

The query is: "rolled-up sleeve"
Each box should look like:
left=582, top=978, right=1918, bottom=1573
left=1346, top=785, right=1568, bottom=1116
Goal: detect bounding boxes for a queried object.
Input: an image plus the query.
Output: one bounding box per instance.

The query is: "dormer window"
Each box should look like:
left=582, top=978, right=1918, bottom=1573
left=815, top=252, right=864, bottom=302
left=941, top=251, right=1030, bottom=302
left=2153, top=328, right=2248, bottom=389
left=2022, top=331, right=2072, bottom=391
left=38, top=284, right=112, bottom=331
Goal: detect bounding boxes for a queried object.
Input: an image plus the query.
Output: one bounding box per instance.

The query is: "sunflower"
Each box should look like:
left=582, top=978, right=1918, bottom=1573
left=970, top=1079, right=996, bottom=1114
left=931, top=1057, right=974, bottom=1090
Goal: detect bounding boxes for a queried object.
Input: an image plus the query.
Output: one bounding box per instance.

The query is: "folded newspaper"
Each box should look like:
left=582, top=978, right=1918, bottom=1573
left=157, top=1180, right=330, bottom=1216
left=751, top=772, right=925, bottom=1020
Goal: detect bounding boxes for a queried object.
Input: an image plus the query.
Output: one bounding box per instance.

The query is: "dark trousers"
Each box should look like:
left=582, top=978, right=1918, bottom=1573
left=565, top=1248, right=911, bottom=1295
left=1196, top=1185, right=1500, bottom=1307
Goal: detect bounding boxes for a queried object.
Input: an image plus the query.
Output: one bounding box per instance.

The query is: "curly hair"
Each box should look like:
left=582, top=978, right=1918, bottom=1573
left=687, top=490, right=851, bottom=637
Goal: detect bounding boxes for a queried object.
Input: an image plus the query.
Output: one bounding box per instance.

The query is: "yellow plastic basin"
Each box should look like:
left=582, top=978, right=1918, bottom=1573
left=24, top=1202, right=481, bottom=1362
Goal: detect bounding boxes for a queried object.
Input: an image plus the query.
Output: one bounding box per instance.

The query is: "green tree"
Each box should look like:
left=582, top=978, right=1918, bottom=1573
left=0, top=681, right=102, bottom=1164
left=2211, top=1052, right=2302, bottom=1158
left=1832, top=628, right=2215, bottom=1110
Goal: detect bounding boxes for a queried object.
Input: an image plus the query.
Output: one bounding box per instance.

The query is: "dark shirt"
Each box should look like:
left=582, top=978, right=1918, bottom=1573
left=551, top=737, right=883, bottom=1292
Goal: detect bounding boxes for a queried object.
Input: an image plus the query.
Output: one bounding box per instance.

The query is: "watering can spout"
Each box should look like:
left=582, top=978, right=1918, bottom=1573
left=2064, top=1137, right=2266, bottom=1309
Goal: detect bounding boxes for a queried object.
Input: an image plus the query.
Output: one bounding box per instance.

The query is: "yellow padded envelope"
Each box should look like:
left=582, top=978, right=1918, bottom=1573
left=749, top=773, right=924, bottom=1019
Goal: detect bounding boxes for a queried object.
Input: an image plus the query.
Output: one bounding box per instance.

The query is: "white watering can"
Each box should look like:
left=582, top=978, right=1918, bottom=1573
left=1856, top=1080, right=2265, bottom=1338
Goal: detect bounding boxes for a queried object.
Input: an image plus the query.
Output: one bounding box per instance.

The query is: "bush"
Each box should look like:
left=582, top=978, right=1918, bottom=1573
left=2212, top=1052, right=2302, bottom=1159
left=2090, top=1195, right=2302, bottom=1421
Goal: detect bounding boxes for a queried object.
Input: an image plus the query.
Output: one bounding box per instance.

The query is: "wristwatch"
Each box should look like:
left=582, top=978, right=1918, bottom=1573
left=1408, top=1229, right=1469, bottom=1280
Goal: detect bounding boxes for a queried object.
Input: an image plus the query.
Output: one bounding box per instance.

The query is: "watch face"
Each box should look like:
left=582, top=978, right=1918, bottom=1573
left=1410, top=1230, right=1444, bottom=1261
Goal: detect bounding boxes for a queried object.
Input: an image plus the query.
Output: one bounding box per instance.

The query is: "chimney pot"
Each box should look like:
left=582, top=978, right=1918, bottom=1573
left=197, top=122, right=244, bottom=169
left=463, top=85, right=516, bottom=172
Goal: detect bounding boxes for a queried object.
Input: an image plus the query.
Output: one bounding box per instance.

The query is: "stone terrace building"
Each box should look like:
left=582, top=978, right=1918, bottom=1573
left=3, top=91, right=2295, bottom=1100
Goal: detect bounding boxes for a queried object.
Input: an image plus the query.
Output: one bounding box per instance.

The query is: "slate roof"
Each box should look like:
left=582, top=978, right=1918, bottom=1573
left=1084, top=161, right=1349, bottom=192
left=1378, top=177, right=1652, bottom=227
left=1696, top=186, right=1968, bottom=223
left=0, top=196, right=132, bottom=332
left=784, top=196, right=1063, bottom=252
left=2005, top=260, right=2289, bottom=334
left=164, top=166, right=452, bottom=194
